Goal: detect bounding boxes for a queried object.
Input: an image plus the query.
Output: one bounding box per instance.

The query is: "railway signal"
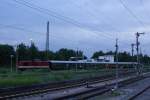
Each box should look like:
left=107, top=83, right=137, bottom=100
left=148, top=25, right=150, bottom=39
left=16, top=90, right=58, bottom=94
left=135, top=32, right=145, bottom=75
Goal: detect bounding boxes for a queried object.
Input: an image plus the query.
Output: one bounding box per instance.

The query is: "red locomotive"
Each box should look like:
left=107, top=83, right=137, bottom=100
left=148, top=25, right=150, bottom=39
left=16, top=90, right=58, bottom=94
left=17, top=61, right=50, bottom=70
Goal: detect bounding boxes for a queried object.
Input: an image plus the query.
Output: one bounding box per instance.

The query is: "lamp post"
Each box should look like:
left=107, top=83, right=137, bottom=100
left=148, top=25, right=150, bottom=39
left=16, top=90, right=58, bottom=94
left=30, top=38, right=33, bottom=45
left=14, top=44, right=18, bottom=72
left=30, top=38, right=33, bottom=61
left=10, top=55, right=14, bottom=72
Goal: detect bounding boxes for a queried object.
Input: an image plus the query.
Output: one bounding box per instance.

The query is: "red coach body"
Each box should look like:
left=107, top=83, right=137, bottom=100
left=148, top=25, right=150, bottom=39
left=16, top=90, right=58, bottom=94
left=17, top=61, right=49, bottom=69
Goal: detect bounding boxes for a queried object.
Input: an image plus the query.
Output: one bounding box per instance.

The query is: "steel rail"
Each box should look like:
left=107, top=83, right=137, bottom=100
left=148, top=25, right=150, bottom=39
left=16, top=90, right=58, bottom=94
left=0, top=71, right=139, bottom=99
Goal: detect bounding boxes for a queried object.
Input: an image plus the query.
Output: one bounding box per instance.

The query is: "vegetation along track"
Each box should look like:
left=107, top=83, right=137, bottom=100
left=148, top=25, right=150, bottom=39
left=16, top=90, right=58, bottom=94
left=0, top=71, right=137, bottom=99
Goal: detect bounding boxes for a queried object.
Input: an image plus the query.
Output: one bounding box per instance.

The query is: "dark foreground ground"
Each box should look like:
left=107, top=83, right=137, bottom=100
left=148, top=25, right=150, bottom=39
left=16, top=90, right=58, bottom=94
left=89, top=73, right=150, bottom=100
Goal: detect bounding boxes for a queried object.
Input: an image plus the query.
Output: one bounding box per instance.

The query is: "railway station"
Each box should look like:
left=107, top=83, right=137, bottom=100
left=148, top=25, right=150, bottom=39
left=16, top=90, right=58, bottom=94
left=0, top=0, right=150, bottom=100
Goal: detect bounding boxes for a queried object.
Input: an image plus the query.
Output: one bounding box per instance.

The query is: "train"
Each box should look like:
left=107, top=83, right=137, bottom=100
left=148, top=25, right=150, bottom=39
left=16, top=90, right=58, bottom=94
left=17, top=60, right=137, bottom=70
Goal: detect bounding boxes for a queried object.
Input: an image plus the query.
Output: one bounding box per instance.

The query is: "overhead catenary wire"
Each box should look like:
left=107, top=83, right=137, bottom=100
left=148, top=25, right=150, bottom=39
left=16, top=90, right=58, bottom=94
left=0, top=23, right=112, bottom=47
left=70, top=0, right=136, bottom=47
left=69, top=0, right=121, bottom=33
left=11, top=0, right=101, bottom=31
left=0, top=23, right=104, bottom=51
left=0, top=29, right=82, bottom=48
left=140, top=0, right=150, bottom=24
left=0, top=24, right=42, bottom=34
left=119, top=0, right=146, bottom=29
left=118, top=0, right=147, bottom=53
left=0, top=0, right=139, bottom=57
left=11, top=0, right=118, bottom=40
left=0, top=24, right=76, bottom=42
left=10, top=0, right=132, bottom=47
left=0, top=0, right=132, bottom=51
left=12, top=0, right=129, bottom=52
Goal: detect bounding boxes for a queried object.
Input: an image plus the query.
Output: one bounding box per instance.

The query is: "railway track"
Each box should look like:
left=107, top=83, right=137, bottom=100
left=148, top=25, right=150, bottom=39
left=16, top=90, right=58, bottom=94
left=0, top=75, right=114, bottom=99
left=128, top=85, right=150, bottom=100
left=54, top=75, right=145, bottom=100
left=0, top=71, right=140, bottom=99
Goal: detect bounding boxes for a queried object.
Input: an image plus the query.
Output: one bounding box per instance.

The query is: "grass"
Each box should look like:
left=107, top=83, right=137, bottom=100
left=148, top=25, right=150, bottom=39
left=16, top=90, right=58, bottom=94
left=0, top=76, right=41, bottom=87
left=0, top=65, right=150, bottom=88
left=110, top=90, right=121, bottom=97
left=0, top=67, right=115, bottom=88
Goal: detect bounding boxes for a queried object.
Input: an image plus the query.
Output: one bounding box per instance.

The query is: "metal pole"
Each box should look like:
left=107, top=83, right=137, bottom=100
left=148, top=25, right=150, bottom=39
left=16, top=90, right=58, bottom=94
left=131, top=43, right=135, bottom=58
left=136, top=32, right=144, bottom=75
left=10, top=55, right=13, bottom=72
left=46, top=21, right=49, bottom=60
left=131, top=43, right=135, bottom=68
left=139, top=47, right=143, bottom=73
left=30, top=39, right=33, bottom=61
left=136, top=32, right=139, bottom=74
left=76, top=48, right=78, bottom=71
left=16, top=45, right=18, bottom=72
left=115, top=38, right=119, bottom=89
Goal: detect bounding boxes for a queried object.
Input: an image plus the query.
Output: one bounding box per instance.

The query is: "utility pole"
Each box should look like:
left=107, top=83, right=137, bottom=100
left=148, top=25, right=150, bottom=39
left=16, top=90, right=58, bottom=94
left=75, top=48, right=78, bottom=71
left=14, top=45, right=18, bottom=72
left=13, top=42, right=19, bottom=72
left=46, top=21, right=49, bottom=60
left=131, top=43, right=135, bottom=68
left=10, top=55, right=14, bottom=72
left=16, top=48, right=18, bottom=72
left=30, top=39, right=33, bottom=61
left=136, top=32, right=144, bottom=74
left=115, top=38, right=119, bottom=89
left=131, top=43, right=135, bottom=58
left=139, top=47, right=143, bottom=72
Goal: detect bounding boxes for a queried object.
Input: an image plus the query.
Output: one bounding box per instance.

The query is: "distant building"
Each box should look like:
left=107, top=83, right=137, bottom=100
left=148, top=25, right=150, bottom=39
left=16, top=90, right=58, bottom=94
left=98, top=55, right=114, bottom=62
left=86, top=59, right=95, bottom=62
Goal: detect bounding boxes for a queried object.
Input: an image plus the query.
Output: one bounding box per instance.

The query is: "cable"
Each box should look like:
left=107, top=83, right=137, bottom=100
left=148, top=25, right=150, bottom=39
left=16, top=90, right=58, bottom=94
left=140, top=0, right=150, bottom=23
left=12, top=0, right=97, bottom=30
left=0, top=24, right=43, bottom=34
left=69, top=0, right=120, bottom=32
left=11, top=0, right=134, bottom=47
left=119, top=0, right=146, bottom=29
left=70, top=0, right=135, bottom=47
left=0, top=23, right=107, bottom=48
left=11, top=0, right=116, bottom=40
left=0, top=29, right=82, bottom=47
left=4, top=0, right=131, bottom=46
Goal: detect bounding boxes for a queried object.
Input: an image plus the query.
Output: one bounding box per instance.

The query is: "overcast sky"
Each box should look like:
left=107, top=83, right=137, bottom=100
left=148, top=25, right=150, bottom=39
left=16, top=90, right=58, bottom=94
left=0, top=0, right=150, bottom=57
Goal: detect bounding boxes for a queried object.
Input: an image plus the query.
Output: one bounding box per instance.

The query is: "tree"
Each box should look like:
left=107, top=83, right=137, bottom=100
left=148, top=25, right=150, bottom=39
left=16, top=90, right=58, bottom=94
left=92, top=51, right=104, bottom=58
left=38, top=51, right=55, bottom=60
left=55, top=48, right=75, bottom=60
left=105, top=51, right=114, bottom=55
left=29, top=42, right=39, bottom=60
left=1, top=42, right=150, bottom=66
left=17, top=43, right=29, bottom=61
left=118, top=51, right=131, bottom=62
left=54, top=48, right=85, bottom=60
left=0, top=44, right=15, bottom=65
left=141, top=55, right=150, bottom=64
